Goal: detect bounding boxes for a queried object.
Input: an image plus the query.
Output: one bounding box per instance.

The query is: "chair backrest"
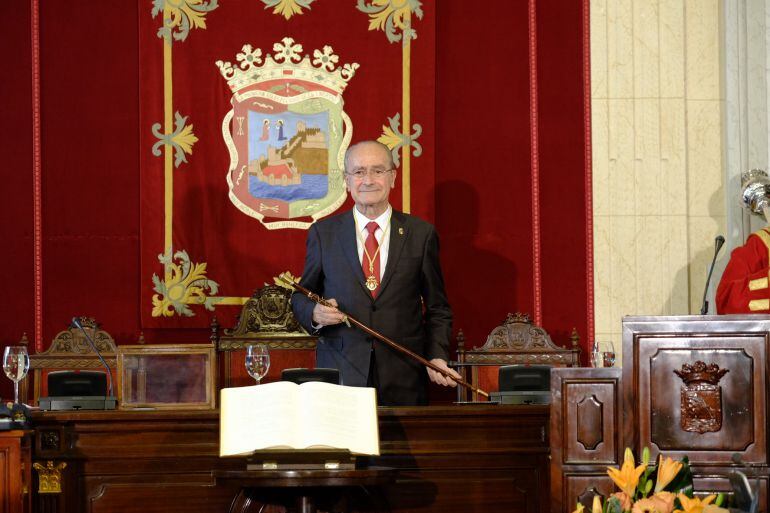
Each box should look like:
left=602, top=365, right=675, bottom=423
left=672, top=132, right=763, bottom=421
left=212, top=278, right=317, bottom=388
left=47, top=370, right=107, bottom=397
left=23, top=318, right=117, bottom=404
left=281, top=368, right=340, bottom=385
left=455, top=312, right=580, bottom=401
left=498, top=364, right=551, bottom=391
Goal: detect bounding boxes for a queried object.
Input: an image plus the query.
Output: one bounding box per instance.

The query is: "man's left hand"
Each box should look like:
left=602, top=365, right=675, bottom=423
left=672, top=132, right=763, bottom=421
left=426, top=358, right=462, bottom=387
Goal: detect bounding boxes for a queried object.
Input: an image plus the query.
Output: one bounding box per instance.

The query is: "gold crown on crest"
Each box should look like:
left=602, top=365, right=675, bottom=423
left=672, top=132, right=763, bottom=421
left=216, top=37, right=360, bottom=95
left=673, top=361, right=729, bottom=385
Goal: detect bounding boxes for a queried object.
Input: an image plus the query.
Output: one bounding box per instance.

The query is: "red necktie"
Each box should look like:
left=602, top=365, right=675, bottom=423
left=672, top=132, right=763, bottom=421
left=363, top=221, right=380, bottom=297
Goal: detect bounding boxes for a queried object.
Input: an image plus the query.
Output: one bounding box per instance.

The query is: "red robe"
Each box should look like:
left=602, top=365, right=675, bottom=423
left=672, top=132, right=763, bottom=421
left=716, top=228, right=770, bottom=313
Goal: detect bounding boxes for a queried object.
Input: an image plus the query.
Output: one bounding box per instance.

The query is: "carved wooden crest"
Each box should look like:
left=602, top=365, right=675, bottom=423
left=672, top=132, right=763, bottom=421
left=461, top=312, right=580, bottom=366
left=214, top=280, right=315, bottom=351
left=481, top=313, right=553, bottom=350
left=224, top=284, right=304, bottom=337
left=46, top=317, right=117, bottom=355
left=30, top=317, right=117, bottom=370
left=673, top=361, right=729, bottom=433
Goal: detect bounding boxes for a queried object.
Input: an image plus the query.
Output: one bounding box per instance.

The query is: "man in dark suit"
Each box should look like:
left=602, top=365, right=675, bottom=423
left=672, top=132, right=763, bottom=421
left=292, top=140, right=460, bottom=405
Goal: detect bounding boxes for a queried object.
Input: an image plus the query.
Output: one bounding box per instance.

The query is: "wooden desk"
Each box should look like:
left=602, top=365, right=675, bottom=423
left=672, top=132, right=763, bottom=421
left=0, top=430, right=31, bottom=513
left=28, top=405, right=549, bottom=513
left=214, top=467, right=397, bottom=513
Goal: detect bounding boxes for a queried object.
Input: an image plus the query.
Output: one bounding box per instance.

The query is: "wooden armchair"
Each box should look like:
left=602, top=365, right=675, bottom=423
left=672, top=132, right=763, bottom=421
left=21, top=318, right=117, bottom=405
left=211, top=280, right=317, bottom=388
left=454, top=312, right=581, bottom=401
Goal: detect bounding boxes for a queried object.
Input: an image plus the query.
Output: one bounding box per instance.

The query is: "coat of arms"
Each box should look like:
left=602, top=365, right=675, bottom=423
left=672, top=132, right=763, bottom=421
left=673, top=361, right=729, bottom=433
left=217, top=38, right=359, bottom=229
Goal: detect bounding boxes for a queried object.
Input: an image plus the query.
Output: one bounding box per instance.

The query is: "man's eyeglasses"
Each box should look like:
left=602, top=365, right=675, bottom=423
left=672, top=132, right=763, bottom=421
left=345, top=167, right=393, bottom=179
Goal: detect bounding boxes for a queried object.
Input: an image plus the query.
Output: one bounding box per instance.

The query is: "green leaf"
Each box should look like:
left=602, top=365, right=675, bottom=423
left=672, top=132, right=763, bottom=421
left=605, top=497, right=623, bottom=513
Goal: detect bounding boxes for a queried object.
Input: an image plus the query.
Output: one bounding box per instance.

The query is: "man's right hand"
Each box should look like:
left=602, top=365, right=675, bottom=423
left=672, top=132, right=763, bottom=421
left=312, top=298, right=346, bottom=327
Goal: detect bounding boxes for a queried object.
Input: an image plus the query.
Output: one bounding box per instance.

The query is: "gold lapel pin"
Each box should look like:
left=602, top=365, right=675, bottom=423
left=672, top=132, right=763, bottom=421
left=398, top=227, right=404, bottom=235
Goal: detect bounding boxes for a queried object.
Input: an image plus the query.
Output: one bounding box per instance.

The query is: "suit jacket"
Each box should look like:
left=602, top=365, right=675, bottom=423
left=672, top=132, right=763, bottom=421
left=291, top=209, right=452, bottom=406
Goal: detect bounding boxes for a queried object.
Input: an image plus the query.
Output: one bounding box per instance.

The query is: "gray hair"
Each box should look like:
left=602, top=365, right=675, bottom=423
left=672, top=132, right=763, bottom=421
left=343, top=140, right=395, bottom=172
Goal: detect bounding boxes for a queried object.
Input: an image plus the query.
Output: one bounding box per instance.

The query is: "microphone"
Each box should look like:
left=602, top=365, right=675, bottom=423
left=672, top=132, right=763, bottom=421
left=71, top=317, right=115, bottom=399
left=700, top=235, right=726, bottom=315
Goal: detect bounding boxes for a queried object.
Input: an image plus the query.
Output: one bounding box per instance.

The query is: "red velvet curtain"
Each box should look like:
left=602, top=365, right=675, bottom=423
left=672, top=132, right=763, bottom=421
left=0, top=0, right=591, bottom=400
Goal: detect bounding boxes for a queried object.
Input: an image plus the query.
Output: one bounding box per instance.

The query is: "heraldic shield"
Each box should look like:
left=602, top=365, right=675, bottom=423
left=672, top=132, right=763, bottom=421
left=674, top=361, right=729, bottom=434
left=217, top=38, right=359, bottom=230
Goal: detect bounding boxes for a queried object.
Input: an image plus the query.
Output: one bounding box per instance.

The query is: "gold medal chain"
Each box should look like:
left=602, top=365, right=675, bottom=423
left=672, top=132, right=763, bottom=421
left=354, top=217, right=391, bottom=277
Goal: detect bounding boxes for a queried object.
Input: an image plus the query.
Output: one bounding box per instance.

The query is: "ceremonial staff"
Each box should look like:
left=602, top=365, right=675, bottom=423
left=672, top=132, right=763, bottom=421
left=277, top=272, right=489, bottom=399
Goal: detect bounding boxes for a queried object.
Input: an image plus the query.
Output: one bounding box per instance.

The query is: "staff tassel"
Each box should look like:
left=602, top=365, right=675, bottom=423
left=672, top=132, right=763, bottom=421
left=277, top=272, right=489, bottom=399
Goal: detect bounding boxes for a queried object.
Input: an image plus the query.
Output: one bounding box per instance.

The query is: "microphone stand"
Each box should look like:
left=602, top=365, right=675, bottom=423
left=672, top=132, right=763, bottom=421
left=277, top=273, right=489, bottom=399
left=700, top=236, right=725, bottom=315
left=71, top=317, right=117, bottom=409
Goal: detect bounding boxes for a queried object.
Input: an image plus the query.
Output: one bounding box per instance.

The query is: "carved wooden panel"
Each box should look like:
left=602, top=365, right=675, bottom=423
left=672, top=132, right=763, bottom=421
left=564, top=474, right=615, bottom=512
left=622, top=316, right=770, bottom=513
left=550, top=368, right=622, bottom=513
left=575, top=394, right=603, bottom=451
left=0, top=432, right=30, bottom=513
left=563, top=381, right=618, bottom=464
left=632, top=331, right=766, bottom=464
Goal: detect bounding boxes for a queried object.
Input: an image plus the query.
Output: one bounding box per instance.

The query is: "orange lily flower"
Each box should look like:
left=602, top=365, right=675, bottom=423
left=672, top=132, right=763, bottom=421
left=655, top=456, right=683, bottom=492
left=607, top=448, right=646, bottom=497
left=674, top=494, right=716, bottom=513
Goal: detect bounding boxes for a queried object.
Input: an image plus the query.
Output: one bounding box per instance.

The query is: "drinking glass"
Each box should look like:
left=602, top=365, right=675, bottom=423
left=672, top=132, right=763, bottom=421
left=245, top=343, right=270, bottom=384
left=3, top=346, right=29, bottom=404
left=599, top=341, right=616, bottom=367
left=589, top=350, right=602, bottom=368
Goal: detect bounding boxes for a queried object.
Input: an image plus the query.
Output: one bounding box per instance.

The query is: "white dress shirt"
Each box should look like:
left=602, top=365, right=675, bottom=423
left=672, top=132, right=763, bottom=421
left=353, top=205, right=392, bottom=280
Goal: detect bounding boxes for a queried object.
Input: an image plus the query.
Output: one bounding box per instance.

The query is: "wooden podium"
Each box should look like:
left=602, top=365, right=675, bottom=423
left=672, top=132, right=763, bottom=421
left=551, top=315, right=770, bottom=512
left=622, top=315, right=768, bottom=508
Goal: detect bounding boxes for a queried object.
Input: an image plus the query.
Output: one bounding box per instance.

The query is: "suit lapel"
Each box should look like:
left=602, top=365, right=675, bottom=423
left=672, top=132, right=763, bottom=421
left=376, top=211, right=408, bottom=301
left=336, top=211, right=370, bottom=296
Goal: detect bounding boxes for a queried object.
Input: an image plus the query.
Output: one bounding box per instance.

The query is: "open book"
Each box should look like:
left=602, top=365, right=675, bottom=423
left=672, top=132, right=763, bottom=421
left=219, top=381, right=379, bottom=457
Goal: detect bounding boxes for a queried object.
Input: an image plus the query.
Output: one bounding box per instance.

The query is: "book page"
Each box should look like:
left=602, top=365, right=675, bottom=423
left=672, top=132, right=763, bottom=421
left=219, top=382, right=299, bottom=456
left=296, top=382, right=379, bottom=455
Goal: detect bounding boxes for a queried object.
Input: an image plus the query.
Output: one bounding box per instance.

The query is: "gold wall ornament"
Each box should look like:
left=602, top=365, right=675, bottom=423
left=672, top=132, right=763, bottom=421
left=674, top=361, right=729, bottom=433
left=152, top=0, right=219, bottom=43
left=378, top=112, right=422, bottom=168
left=151, top=111, right=199, bottom=169
left=357, top=0, right=423, bottom=43
left=148, top=0, right=222, bottom=317
left=151, top=250, right=221, bottom=317
left=33, top=460, right=67, bottom=494
left=357, top=0, right=423, bottom=212
left=262, top=0, right=316, bottom=20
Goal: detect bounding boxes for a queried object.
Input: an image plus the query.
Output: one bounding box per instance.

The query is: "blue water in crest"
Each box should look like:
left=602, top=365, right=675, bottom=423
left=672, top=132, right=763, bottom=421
left=249, top=174, right=328, bottom=202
